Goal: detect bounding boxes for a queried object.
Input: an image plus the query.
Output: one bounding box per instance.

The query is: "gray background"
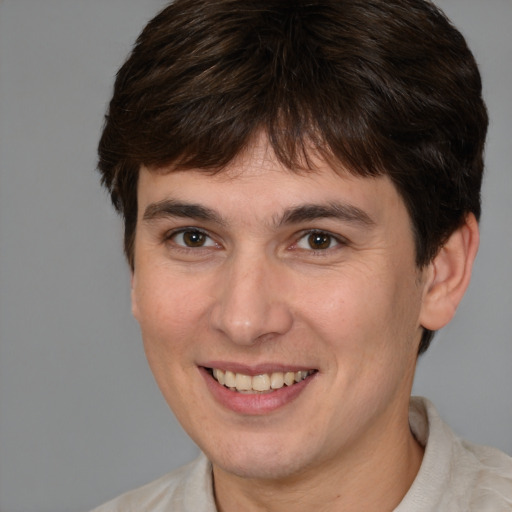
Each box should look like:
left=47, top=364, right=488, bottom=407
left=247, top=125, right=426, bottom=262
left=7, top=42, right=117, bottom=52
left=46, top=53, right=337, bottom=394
left=0, top=1, right=510, bottom=511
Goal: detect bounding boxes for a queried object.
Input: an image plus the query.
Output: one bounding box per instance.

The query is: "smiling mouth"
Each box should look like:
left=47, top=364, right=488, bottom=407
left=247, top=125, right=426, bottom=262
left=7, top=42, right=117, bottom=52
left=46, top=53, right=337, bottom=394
left=207, top=368, right=317, bottom=394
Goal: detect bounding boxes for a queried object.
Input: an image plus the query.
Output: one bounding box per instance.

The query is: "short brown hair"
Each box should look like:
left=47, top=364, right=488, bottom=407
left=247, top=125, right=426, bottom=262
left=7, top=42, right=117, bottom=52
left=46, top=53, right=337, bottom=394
left=98, top=0, right=488, bottom=354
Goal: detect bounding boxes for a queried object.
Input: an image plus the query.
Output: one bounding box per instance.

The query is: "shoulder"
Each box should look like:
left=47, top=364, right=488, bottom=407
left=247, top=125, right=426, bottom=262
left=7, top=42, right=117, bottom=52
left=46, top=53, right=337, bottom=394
left=399, top=397, right=512, bottom=511
left=457, top=437, right=512, bottom=510
left=90, top=454, right=216, bottom=512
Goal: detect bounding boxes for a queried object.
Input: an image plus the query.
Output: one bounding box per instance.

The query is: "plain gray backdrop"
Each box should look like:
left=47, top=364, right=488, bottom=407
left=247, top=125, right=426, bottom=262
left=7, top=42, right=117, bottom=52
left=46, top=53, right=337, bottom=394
left=0, top=1, right=510, bottom=511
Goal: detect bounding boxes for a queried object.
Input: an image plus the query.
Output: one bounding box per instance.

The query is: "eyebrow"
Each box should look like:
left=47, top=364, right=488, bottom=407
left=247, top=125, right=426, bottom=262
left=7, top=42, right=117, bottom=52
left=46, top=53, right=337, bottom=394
left=277, top=202, right=375, bottom=227
left=142, top=199, right=374, bottom=228
left=142, top=199, right=225, bottom=225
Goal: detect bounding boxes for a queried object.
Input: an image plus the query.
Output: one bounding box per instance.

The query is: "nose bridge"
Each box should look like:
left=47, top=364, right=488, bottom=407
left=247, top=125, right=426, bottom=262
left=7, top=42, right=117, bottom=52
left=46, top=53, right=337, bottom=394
left=210, top=248, right=292, bottom=345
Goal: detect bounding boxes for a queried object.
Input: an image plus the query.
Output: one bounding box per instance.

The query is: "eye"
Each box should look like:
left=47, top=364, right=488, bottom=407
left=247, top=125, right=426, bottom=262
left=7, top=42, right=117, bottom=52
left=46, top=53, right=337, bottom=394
left=169, top=229, right=217, bottom=248
left=295, top=231, right=341, bottom=251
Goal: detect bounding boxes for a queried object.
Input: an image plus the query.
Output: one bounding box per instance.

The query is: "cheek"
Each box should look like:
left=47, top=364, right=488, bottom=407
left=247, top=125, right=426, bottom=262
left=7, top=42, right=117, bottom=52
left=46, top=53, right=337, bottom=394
left=134, top=271, right=209, bottom=351
left=134, top=273, right=210, bottom=410
left=298, top=264, right=422, bottom=362
left=295, top=267, right=380, bottom=338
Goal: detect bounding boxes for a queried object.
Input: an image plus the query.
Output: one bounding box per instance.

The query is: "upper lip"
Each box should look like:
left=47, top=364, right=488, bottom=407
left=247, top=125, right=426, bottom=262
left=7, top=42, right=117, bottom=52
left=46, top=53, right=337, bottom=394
left=200, top=361, right=317, bottom=376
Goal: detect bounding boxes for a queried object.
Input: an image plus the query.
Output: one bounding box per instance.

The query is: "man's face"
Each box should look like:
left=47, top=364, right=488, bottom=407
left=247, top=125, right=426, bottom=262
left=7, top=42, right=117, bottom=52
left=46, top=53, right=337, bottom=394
left=131, top=139, right=428, bottom=481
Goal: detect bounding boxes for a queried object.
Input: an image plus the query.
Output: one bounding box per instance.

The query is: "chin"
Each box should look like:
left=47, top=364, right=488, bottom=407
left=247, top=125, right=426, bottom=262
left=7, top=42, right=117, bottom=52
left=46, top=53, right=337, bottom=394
left=216, top=457, right=306, bottom=481
left=206, top=437, right=320, bottom=481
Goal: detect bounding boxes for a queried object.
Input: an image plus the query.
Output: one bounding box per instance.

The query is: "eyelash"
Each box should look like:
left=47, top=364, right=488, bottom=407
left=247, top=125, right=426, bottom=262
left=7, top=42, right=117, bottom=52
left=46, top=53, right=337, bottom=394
left=164, top=228, right=219, bottom=250
left=163, top=227, right=347, bottom=254
left=293, top=230, right=347, bottom=253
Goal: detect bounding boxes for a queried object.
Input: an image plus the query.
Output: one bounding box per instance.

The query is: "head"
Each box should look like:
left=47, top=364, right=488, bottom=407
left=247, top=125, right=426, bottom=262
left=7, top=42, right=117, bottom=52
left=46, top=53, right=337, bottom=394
left=98, top=0, right=487, bottom=356
left=98, top=0, right=487, bottom=488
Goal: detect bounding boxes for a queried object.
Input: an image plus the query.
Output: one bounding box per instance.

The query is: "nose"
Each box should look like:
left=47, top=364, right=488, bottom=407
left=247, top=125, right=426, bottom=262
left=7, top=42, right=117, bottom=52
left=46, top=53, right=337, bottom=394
left=210, top=253, right=294, bottom=345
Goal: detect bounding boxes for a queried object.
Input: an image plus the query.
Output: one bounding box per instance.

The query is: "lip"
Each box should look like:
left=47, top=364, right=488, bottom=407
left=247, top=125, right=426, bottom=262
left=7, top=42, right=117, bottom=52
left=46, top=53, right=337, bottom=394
left=199, top=364, right=317, bottom=415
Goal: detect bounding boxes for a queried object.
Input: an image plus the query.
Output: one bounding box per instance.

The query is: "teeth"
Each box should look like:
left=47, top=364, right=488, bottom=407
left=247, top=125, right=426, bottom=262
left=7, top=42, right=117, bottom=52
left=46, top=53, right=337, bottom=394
left=295, top=370, right=308, bottom=382
left=224, top=370, right=236, bottom=388
left=252, top=374, right=270, bottom=392
left=210, top=368, right=313, bottom=393
left=235, top=373, right=252, bottom=391
left=284, top=371, right=295, bottom=386
left=213, top=368, right=225, bottom=386
left=270, top=372, right=284, bottom=389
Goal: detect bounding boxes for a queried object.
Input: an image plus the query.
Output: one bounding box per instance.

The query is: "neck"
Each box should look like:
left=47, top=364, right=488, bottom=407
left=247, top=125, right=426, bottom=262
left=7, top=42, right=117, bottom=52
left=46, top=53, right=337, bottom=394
left=213, top=401, right=424, bottom=512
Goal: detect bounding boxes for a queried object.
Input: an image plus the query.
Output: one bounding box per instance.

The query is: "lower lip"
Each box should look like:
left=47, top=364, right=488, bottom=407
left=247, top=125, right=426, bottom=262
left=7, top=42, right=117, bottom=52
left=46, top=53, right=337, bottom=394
left=199, top=367, right=315, bottom=415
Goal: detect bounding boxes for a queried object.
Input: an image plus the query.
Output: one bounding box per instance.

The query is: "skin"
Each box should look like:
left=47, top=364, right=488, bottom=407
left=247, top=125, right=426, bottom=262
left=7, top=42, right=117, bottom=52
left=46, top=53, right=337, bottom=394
left=130, top=137, right=478, bottom=512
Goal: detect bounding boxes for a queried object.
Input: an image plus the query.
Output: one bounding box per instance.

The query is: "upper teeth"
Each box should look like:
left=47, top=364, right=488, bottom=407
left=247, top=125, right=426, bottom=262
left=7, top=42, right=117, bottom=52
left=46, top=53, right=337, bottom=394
left=212, top=369, right=312, bottom=393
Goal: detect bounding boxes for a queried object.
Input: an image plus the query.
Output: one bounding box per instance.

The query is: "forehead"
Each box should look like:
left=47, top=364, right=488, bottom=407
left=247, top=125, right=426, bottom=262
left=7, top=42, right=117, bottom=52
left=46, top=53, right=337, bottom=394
left=137, top=137, right=408, bottom=229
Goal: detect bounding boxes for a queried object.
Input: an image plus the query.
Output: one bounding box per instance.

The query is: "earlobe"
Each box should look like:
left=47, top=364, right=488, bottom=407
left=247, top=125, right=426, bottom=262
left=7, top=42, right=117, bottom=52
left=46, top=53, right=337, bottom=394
left=419, top=213, right=479, bottom=331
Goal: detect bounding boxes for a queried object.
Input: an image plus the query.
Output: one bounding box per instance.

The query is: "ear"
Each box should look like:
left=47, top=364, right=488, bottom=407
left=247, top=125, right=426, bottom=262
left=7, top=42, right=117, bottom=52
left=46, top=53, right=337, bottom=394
left=419, top=213, right=479, bottom=331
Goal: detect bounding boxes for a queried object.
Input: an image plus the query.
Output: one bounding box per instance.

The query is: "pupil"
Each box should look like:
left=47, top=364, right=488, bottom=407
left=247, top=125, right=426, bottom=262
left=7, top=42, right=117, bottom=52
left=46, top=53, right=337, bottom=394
left=308, top=233, right=330, bottom=249
left=184, top=231, right=205, bottom=247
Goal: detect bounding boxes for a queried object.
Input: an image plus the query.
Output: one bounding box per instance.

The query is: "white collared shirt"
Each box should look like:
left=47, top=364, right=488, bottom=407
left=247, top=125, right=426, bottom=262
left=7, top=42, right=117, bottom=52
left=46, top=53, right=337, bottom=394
left=91, top=397, right=512, bottom=511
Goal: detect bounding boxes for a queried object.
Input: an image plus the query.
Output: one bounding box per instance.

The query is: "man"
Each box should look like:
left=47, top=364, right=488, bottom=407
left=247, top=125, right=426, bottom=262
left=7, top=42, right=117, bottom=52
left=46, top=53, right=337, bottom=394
left=92, top=0, right=512, bottom=510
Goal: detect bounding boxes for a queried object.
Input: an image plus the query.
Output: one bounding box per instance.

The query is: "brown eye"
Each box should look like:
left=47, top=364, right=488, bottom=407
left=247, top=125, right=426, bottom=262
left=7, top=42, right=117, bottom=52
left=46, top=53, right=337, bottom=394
left=172, top=229, right=215, bottom=248
left=295, top=230, right=343, bottom=252
left=307, top=232, right=332, bottom=250
left=182, top=230, right=206, bottom=247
